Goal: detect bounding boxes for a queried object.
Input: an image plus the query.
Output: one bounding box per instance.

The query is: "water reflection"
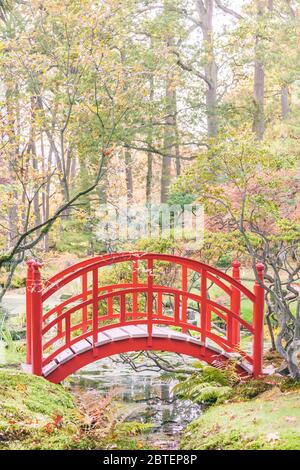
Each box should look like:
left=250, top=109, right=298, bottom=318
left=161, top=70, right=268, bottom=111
left=70, top=355, right=202, bottom=450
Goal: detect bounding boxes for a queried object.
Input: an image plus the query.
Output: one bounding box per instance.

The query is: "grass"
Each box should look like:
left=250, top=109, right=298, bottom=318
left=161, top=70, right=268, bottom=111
left=0, top=369, right=94, bottom=450
left=181, top=387, right=300, bottom=450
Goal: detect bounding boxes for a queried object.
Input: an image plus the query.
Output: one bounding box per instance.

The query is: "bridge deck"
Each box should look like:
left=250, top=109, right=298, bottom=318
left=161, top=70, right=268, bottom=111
left=42, top=325, right=252, bottom=378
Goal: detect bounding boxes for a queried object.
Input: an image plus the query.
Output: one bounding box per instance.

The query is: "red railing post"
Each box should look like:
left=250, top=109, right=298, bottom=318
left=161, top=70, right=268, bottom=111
left=92, top=268, right=99, bottom=348
left=132, top=260, right=138, bottom=320
left=31, top=262, right=43, bottom=376
left=200, top=268, right=207, bottom=344
left=182, top=265, right=187, bottom=332
left=253, top=262, right=265, bottom=378
left=82, top=272, right=88, bottom=333
left=26, top=259, right=35, bottom=364
left=230, top=260, right=241, bottom=348
left=147, top=259, right=153, bottom=346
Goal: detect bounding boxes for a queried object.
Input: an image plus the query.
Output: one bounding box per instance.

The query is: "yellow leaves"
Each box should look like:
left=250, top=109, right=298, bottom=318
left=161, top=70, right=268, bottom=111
left=15, top=383, right=27, bottom=394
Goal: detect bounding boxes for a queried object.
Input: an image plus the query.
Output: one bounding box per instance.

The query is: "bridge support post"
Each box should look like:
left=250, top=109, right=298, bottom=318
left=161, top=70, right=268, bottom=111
left=26, top=259, right=35, bottom=365
left=31, top=262, right=43, bottom=376
left=253, top=263, right=265, bottom=378
left=230, top=260, right=241, bottom=348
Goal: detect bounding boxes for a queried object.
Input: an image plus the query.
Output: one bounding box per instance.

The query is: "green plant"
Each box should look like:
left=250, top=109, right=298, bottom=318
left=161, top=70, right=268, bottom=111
left=173, top=366, right=233, bottom=405
left=235, top=380, right=272, bottom=400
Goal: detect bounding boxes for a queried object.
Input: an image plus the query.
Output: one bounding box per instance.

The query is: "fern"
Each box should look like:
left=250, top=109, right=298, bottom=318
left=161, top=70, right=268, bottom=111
left=173, top=367, right=233, bottom=404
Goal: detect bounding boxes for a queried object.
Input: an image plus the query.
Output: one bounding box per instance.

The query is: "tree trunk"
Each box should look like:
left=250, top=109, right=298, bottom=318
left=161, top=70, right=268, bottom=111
left=252, top=0, right=268, bottom=140
left=197, top=0, right=218, bottom=137
left=6, top=87, right=18, bottom=248
left=174, top=89, right=181, bottom=176
left=124, top=148, right=133, bottom=204
left=146, top=73, right=154, bottom=203
left=281, top=85, right=290, bottom=119
left=161, top=76, right=175, bottom=203
left=41, top=132, right=53, bottom=253
left=29, top=96, right=42, bottom=231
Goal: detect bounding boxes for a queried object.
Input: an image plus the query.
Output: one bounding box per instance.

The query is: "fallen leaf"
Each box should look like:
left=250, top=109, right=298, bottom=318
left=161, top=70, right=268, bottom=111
left=265, top=432, right=280, bottom=443
left=285, top=416, right=296, bottom=423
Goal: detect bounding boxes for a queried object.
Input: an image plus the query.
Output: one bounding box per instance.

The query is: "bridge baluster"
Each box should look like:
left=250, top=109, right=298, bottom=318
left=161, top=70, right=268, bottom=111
left=200, top=269, right=208, bottom=345
left=31, top=262, right=43, bottom=376
left=107, top=287, right=113, bottom=318
left=147, top=259, right=153, bottom=346
left=181, top=266, right=188, bottom=333
left=230, top=260, right=241, bottom=348
left=92, top=268, right=99, bottom=347
left=26, top=259, right=35, bottom=365
left=57, top=305, right=63, bottom=338
left=157, top=292, right=163, bottom=318
left=65, top=313, right=71, bottom=347
left=174, top=292, right=180, bottom=324
left=253, top=263, right=265, bottom=377
left=82, top=272, right=88, bottom=333
left=132, top=260, right=138, bottom=320
left=120, top=294, right=126, bottom=325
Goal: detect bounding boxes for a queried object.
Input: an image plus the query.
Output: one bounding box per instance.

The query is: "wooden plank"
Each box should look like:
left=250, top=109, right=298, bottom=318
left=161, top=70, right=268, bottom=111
left=187, top=336, right=203, bottom=345
left=71, top=339, right=92, bottom=355
left=87, top=332, right=111, bottom=347
left=42, top=360, right=58, bottom=377
left=121, top=325, right=148, bottom=338
left=168, top=330, right=188, bottom=341
left=55, top=348, right=74, bottom=364
left=104, top=327, right=130, bottom=341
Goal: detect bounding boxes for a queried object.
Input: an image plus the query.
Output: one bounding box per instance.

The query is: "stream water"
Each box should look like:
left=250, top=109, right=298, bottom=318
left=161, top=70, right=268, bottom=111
left=69, top=356, right=203, bottom=449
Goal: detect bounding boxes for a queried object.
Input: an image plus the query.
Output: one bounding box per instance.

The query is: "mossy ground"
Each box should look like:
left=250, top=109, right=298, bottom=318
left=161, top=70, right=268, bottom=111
left=181, top=387, right=300, bottom=450
left=0, top=369, right=157, bottom=450
left=0, top=369, right=95, bottom=450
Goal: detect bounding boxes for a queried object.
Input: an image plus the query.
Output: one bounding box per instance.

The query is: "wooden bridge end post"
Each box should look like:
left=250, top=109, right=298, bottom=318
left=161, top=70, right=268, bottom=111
left=253, top=262, right=265, bottom=378
left=230, top=260, right=241, bottom=348
left=31, top=261, right=43, bottom=376
left=26, top=259, right=35, bottom=365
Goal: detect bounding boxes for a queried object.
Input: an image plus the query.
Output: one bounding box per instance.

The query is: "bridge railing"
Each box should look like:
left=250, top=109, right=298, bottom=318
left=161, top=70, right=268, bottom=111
left=25, top=253, right=265, bottom=378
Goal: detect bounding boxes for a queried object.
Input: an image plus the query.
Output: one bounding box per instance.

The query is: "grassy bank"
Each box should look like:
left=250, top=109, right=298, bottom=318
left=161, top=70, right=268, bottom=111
left=181, top=387, right=300, bottom=450
left=0, top=369, right=95, bottom=450
left=0, top=368, right=155, bottom=450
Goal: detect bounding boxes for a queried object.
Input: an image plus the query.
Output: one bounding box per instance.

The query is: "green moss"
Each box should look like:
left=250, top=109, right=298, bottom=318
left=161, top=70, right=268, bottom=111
left=0, top=369, right=95, bottom=450
left=280, top=377, right=300, bottom=392
left=235, top=380, right=272, bottom=400
left=106, top=422, right=155, bottom=450
left=181, top=390, right=300, bottom=450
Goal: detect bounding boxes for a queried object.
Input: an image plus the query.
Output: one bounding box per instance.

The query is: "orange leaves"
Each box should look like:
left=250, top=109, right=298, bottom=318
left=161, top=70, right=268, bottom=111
left=43, top=413, right=64, bottom=434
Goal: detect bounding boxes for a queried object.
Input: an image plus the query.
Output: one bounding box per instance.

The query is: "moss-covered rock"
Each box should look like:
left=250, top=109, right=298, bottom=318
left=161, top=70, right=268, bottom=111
left=0, top=369, right=94, bottom=450
left=181, top=389, right=300, bottom=450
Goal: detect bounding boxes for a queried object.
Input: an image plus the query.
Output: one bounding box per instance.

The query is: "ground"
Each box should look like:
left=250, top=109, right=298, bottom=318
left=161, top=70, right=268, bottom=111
left=0, top=368, right=155, bottom=450
left=181, top=386, right=300, bottom=450
left=0, top=368, right=94, bottom=450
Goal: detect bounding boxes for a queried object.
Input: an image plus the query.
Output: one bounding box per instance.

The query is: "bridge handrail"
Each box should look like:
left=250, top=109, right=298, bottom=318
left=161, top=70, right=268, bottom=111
left=41, top=252, right=255, bottom=303
left=42, top=285, right=254, bottom=337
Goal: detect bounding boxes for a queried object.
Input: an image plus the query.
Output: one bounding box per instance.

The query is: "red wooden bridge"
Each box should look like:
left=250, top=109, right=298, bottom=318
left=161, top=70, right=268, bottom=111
left=25, top=252, right=265, bottom=383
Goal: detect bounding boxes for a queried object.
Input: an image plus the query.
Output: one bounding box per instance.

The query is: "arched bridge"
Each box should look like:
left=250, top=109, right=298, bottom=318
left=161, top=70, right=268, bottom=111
left=25, top=252, right=265, bottom=383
